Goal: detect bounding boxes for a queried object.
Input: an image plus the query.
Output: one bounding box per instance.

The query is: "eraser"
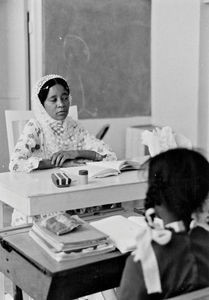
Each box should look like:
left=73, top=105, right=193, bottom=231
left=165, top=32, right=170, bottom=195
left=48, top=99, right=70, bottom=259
left=51, top=172, right=71, bottom=188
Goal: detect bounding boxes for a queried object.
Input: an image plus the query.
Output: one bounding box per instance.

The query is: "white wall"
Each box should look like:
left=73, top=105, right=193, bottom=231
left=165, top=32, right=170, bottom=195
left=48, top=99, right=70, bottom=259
left=198, top=1, right=209, bottom=157
left=151, top=0, right=206, bottom=150
left=0, top=0, right=29, bottom=172
left=81, top=116, right=151, bottom=159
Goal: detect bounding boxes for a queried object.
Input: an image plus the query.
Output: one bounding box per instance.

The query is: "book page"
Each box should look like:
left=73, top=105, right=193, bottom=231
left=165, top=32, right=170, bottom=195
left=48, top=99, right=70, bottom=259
left=87, top=156, right=149, bottom=173
left=86, top=159, right=141, bottom=174
left=128, top=216, right=147, bottom=227
left=61, top=156, right=149, bottom=178
left=61, top=163, right=120, bottom=178
left=128, top=215, right=164, bottom=229
left=90, top=215, right=145, bottom=253
left=122, top=155, right=150, bottom=171
left=87, top=160, right=123, bottom=172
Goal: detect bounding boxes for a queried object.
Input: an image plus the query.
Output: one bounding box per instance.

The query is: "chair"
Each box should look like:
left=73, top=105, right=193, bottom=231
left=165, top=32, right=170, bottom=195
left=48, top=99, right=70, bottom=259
left=5, top=105, right=78, bottom=158
left=95, top=124, right=110, bottom=140
left=4, top=106, right=79, bottom=300
left=166, top=287, right=209, bottom=300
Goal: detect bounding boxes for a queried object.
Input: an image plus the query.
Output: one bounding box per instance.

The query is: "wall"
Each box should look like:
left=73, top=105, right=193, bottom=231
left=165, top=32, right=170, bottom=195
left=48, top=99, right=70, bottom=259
left=0, top=0, right=29, bottom=172
left=81, top=116, right=151, bottom=159
left=42, top=0, right=151, bottom=120
left=30, top=0, right=151, bottom=159
left=198, top=1, right=209, bottom=157
left=152, top=0, right=209, bottom=158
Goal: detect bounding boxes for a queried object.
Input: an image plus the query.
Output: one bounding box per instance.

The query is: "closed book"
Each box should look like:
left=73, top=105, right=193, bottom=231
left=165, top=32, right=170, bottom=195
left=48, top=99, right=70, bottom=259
left=29, top=230, right=115, bottom=262
left=32, top=215, right=108, bottom=252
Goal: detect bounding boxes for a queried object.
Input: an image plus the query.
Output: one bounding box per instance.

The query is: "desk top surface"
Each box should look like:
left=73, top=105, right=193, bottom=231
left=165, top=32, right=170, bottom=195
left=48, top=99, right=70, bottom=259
left=0, top=169, right=147, bottom=216
left=0, top=226, right=127, bottom=274
left=0, top=169, right=146, bottom=198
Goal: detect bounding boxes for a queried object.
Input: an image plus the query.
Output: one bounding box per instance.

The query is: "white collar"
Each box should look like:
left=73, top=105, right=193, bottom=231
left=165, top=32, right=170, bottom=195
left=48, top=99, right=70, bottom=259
left=190, top=220, right=209, bottom=232
left=165, top=220, right=186, bottom=232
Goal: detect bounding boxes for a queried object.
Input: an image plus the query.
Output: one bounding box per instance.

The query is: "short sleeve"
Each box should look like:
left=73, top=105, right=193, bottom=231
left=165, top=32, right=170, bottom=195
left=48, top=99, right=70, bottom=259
left=9, top=119, right=43, bottom=172
left=120, top=255, right=149, bottom=300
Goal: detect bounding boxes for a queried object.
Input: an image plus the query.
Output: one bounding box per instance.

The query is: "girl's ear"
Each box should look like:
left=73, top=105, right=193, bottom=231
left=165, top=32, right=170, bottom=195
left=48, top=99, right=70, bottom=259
left=145, top=207, right=156, bottom=227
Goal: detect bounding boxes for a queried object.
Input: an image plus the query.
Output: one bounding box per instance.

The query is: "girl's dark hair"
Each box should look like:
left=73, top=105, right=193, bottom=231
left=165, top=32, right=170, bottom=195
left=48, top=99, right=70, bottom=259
left=144, top=148, right=209, bottom=226
left=38, top=77, right=70, bottom=105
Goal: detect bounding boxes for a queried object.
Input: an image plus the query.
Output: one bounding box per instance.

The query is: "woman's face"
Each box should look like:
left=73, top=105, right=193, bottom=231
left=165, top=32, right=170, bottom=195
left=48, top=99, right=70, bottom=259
left=44, top=84, right=70, bottom=120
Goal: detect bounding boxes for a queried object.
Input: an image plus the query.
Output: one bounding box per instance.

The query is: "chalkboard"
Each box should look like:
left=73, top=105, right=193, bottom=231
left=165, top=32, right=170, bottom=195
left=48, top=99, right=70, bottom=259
left=42, top=0, right=151, bottom=119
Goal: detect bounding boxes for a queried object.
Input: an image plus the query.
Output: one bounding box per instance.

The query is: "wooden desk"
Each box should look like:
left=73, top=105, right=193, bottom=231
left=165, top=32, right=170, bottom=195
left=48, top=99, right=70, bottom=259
left=0, top=169, right=147, bottom=298
left=0, top=226, right=128, bottom=300
left=0, top=169, right=147, bottom=221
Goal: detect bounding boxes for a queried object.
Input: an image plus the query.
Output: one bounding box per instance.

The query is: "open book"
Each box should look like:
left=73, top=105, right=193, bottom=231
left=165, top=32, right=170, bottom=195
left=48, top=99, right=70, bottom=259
left=90, top=215, right=164, bottom=253
left=90, top=215, right=147, bottom=253
left=61, top=155, right=149, bottom=178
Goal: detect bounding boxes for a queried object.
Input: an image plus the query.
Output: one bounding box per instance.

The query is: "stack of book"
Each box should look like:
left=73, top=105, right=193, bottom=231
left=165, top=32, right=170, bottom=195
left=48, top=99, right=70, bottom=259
left=29, top=213, right=115, bottom=262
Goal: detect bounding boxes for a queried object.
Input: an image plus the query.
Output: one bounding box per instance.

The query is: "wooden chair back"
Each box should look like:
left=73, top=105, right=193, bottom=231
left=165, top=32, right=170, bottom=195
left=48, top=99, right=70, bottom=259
left=5, top=105, right=78, bottom=158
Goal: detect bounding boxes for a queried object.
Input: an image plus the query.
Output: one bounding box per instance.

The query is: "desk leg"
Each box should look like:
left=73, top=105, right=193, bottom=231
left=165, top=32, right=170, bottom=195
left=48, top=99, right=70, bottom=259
left=0, top=200, right=5, bottom=299
left=0, top=200, right=3, bottom=228
left=13, top=286, right=23, bottom=300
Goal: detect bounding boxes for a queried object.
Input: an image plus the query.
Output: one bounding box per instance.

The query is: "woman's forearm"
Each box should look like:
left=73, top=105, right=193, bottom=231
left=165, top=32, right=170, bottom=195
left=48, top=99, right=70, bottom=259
left=76, top=150, right=104, bottom=161
left=76, top=150, right=96, bottom=160
left=37, top=159, right=55, bottom=170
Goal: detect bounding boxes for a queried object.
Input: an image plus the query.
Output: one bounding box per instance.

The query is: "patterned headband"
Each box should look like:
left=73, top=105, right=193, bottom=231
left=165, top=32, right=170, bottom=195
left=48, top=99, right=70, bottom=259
left=33, top=74, right=70, bottom=96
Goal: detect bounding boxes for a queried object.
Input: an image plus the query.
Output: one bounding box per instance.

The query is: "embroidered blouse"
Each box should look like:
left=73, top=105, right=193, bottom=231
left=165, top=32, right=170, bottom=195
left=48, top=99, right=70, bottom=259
left=9, top=116, right=116, bottom=173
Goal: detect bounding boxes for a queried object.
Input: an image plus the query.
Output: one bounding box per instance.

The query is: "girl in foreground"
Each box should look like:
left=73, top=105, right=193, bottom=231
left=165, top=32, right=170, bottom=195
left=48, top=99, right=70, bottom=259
left=120, top=148, right=209, bottom=299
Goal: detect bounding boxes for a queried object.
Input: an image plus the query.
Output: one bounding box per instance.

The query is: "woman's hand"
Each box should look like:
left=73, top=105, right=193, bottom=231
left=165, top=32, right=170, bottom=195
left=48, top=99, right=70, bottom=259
left=50, top=150, right=107, bottom=167
left=94, top=152, right=107, bottom=161
left=51, top=150, right=78, bottom=167
left=37, top=159, right=55, bottom=170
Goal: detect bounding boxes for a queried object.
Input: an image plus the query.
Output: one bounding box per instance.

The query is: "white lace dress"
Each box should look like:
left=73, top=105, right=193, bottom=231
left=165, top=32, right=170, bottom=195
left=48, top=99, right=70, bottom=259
left=9, top=74, right=116, bottom=225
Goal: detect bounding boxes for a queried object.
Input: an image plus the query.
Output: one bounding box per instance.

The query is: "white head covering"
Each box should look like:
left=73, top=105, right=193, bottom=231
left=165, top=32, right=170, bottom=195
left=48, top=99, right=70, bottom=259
left=31, top=74, right=75, bottom=156
left=32, top=74, right=72, bottom=127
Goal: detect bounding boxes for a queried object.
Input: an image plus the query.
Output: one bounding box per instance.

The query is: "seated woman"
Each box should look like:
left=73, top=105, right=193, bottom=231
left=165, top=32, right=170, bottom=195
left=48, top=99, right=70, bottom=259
left=120, top=148, right=209, bottom=300
left=9, top=74, right=117, bottom=225
left=9, top=74, right=116, bottom=172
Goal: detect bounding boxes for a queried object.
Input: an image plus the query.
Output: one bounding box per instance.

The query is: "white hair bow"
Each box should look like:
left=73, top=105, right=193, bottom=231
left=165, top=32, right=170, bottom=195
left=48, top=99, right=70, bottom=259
left=141, top=126, right=192, bottom=157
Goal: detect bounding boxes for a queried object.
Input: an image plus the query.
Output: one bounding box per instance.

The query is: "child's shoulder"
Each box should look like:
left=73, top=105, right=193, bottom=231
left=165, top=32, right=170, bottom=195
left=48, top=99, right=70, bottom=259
left=190, top=225, right=209, bottom=239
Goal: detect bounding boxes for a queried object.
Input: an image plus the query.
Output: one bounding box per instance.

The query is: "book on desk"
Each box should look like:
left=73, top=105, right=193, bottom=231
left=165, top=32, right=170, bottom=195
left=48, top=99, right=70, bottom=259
left=29, top=213, right=150, bottom=261
left=90, top=215, right=146, bottom=253
left=29, top=213, right=115, bottom=262
left=61, top=155, right=149, bottom=178
left=90, top=215, right=164, bottom=253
